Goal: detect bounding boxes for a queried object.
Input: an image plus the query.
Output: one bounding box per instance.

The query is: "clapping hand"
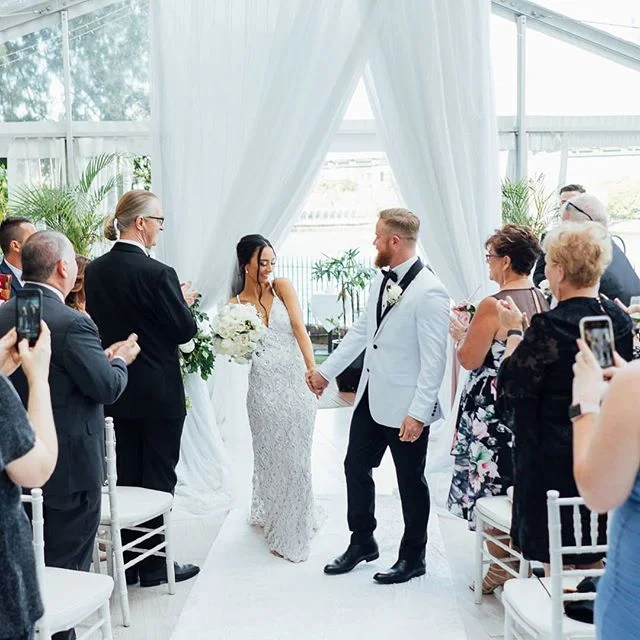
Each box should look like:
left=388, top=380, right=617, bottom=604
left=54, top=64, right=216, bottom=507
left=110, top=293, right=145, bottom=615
left=0, top=328, right=21, bottom=376
left=449, top=314, right=468, bottom=343
left=615, top=298, right=640, bottom=316
left=181, top=281, right=199, bottom=307
left=106, top=333, right=141, bottom=365
left=306, top=369, right=329, bottom=397
left=497, top=296, right=525, bottom=331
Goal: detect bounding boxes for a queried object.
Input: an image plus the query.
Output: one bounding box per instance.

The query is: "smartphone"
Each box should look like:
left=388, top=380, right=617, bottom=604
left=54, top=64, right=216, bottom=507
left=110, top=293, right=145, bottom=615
left=579, top=315, right=615, bottom=368
left=16, top=288, right=42, bottom=346
left=0, top=273, right=12, bottom=302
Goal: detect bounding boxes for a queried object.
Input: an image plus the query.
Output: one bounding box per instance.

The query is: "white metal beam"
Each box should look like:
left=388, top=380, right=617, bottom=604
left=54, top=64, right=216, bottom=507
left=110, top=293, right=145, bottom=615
left=492, top=0, right=640, bottom=72
left=515, top=15, right=527, bottom=180
left=0, top=0, right=117, bottom=43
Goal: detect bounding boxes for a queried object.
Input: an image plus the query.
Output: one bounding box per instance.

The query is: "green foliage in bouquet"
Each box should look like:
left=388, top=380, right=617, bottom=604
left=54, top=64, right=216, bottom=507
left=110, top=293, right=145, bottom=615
left=179, top=297, right=216, bottom=382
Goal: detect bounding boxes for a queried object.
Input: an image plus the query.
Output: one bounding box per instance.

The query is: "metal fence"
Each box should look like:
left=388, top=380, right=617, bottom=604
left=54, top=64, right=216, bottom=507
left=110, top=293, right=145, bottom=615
left=276, top=255, right=374, bottom=326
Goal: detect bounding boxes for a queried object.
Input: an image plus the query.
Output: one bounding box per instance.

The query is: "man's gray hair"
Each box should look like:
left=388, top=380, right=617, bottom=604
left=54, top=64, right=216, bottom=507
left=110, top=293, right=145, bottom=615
left=565, top=193, right=608, bottom=227
left=22, top=230, right=75, bottom=283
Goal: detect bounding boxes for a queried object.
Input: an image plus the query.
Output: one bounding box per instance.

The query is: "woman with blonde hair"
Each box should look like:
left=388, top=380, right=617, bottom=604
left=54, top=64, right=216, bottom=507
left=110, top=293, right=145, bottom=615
left=497, top=222, right=633, bottom=574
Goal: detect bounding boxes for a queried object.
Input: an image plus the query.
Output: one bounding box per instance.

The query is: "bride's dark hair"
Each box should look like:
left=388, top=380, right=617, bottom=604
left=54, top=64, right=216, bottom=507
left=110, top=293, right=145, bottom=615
left=233, top=234, right=276, bottom=318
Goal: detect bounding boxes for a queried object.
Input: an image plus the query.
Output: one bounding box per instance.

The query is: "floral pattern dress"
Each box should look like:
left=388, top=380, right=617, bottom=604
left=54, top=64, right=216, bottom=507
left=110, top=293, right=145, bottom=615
left=447, top=339, right=513, bottom=529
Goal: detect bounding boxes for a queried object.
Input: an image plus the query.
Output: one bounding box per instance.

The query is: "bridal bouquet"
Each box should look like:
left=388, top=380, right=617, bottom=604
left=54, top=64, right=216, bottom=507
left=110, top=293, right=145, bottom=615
left=211, top=302, right=265, bottom=364
left=179, top=296, right=216, bottom=382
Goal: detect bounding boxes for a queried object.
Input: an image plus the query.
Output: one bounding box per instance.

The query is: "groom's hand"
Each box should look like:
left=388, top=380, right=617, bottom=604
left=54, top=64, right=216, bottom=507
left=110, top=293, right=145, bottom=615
left=306, top=370, right=329, bottom=396
left=399, top=416, right=424, bottom=443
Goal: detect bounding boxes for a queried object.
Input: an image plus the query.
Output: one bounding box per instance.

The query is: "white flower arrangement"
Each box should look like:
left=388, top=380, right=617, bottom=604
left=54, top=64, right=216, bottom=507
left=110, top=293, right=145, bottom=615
left=386, top=282, right=403, bottom=306
left=211, top=302, right=266, bottom=364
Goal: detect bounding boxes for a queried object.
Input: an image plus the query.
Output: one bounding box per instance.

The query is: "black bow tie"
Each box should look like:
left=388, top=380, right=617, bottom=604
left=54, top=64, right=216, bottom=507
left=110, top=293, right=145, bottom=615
left=382, top=268, right=398, bottom=283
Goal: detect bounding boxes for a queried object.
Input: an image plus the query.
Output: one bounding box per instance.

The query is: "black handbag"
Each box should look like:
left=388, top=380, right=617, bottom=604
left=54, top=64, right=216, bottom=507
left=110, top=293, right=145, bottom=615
left=563, top=576, right=600, bottom=624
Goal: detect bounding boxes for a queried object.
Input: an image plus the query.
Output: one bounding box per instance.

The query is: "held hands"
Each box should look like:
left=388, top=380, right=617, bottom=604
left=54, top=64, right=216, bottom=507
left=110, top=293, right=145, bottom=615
left=106, top=333, right=141, bottom=365
left=572, top=339, right=626, bottom=406
left=181, top=281, right=199, bottom=307
left=399, top=416, right=424, bottom=443
left=306, top=369, right=329, bottom=397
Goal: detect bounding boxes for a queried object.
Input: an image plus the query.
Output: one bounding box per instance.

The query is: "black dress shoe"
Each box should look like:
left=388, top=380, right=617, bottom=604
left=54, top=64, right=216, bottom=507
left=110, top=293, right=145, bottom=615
left=139, top=562, right=200, bottom=588
left=125, top=568, right=138, bottom=586
left=324, top=539, right=379, bottom=575
left=373, top=558, right=426, bottom=584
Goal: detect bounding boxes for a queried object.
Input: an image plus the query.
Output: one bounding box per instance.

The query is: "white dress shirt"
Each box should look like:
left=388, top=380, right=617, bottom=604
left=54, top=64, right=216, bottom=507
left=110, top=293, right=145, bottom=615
left=3, top=259, right=23, bottom=285
left=116, top=239, right=149, bottom=255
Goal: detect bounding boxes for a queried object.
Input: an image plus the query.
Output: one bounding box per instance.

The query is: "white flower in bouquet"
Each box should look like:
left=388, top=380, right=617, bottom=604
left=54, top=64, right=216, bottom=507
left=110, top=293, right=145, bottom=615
left=179, top=339, right=196, bottom=354
left=211, top=302, right=266, bottom=364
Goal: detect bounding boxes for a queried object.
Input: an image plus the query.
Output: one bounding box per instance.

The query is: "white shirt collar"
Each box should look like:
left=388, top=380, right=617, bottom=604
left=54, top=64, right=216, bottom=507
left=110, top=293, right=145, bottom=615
left=3, top=259, right=22, bottom=284
left=116, top=239, right=149, bottom=255
left=390, top=255, right=419, bottom=282
left=23, top=281, right=65, bottom=303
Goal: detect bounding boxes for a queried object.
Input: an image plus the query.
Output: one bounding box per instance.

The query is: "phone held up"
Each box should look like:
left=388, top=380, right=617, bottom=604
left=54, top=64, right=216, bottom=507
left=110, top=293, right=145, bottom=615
left=16, top=288, right=42, bottom=347
left=579, top=315, right=615, bottom=369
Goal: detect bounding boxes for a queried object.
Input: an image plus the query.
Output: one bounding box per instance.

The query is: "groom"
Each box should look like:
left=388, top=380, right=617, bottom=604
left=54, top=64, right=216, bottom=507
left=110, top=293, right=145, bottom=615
left=308, top=208, right=449, bottom=584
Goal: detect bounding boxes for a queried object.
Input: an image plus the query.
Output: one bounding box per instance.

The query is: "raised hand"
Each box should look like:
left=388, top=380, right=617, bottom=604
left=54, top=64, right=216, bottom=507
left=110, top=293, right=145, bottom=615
left=0, top=327, right=21, bottom=376
left=181, top=281, right=199, bottom=307
left=110, top=333, right=141, bottom=365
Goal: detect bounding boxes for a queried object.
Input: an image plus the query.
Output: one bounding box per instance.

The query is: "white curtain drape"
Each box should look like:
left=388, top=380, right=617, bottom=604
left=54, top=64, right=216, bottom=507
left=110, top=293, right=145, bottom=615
left=364, top=0, right=500, bottom=303
left=150, top=0, right=387, bottom=513
left=7, top=137, right=66, bottom=191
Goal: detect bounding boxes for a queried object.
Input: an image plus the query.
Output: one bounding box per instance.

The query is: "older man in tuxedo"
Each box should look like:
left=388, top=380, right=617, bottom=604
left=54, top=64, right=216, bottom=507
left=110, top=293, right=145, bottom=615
left=0, top=216, right=37, bottom=298
left=0, top=231, right=140, bottom=640
left=309, top=208, right=449, bottom=584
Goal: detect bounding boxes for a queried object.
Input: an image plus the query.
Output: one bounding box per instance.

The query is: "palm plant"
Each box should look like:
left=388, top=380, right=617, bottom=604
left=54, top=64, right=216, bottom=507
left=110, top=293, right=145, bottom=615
left=8, top=153, right=124, bottom=256
left=501, top=173, right=558, bottom=237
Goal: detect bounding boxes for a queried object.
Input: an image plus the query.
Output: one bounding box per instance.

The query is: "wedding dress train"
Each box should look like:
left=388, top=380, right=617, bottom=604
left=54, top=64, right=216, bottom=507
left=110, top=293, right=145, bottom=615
left=246, top=295, right=319, bottom=561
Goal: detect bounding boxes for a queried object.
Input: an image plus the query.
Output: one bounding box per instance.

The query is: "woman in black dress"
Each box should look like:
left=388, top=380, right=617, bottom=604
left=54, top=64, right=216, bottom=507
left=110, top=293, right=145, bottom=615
left=497, top=221, right=633, bottom=572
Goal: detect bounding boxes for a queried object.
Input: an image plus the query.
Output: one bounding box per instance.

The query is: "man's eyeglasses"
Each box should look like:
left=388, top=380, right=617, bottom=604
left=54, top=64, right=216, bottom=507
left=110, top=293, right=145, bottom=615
left=145, top=216, right=165, bottom=225
left=565, top=201, right=593, bottom=221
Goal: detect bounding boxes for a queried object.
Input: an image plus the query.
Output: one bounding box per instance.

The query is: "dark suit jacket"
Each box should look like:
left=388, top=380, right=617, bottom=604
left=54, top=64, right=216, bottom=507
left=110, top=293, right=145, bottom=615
left=0, top=259, right=23, bottom=297
left=0, top=284, right=128, bottom=497
left=84, top=243, right=197, bottom=421
left=534, top=234, right=640, bottom=306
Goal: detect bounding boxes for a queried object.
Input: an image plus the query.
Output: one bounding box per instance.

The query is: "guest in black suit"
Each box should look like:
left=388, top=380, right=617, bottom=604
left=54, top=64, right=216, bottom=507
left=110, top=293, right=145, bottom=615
left=0, top=231, right=140, bottom=640
left=0, top=216, right=37, bottom=298
left=85, top=190, right=200, bottom=588
left=533, top=193, right=640, bottom=305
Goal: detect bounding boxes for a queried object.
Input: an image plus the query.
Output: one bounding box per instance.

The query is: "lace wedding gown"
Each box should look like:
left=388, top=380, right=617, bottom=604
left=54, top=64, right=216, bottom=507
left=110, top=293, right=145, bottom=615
left=246, top=295, right=319, bottom=562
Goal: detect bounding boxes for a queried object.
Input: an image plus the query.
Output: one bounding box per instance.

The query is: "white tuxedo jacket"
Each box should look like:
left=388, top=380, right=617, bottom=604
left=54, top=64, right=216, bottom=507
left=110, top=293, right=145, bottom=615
left=318, top=266, right=449, bottom=429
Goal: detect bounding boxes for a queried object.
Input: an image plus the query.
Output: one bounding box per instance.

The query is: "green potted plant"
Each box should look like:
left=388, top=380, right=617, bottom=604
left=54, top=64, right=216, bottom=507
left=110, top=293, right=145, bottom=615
left=312, top=248, right=376, bottom=391
left=501, top=173, right=558, bottom=237
left=8, top=152, right=124, bottom=256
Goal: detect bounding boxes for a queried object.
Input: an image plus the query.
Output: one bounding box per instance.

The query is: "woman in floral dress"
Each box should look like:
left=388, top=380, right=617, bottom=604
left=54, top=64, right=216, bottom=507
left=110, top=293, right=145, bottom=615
left=448, top=225, right=548, bottom=592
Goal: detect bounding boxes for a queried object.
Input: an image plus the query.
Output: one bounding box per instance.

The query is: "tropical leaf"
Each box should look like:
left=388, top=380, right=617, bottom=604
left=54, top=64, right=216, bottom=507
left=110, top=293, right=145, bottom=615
left=501, top=173, right=559, bottom=237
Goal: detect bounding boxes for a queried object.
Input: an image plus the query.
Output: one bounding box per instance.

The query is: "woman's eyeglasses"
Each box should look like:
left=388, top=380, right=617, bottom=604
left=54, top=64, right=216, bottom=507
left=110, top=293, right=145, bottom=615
left=565, top=201, right=593, bottom=221
left=485, top=253, right=501, bottom=262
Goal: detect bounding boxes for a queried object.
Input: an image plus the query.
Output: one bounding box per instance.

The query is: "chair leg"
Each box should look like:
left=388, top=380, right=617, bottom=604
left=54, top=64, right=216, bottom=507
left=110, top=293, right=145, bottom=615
left=474, top=516, right=485, bottom=604
left=164, top=510, right=176, bottom=595
left=92, top=538, right=101, bottom=574
left=110, top=524, right=130, bottom=627
left=99, top=601, right=114, bottom=640
left=504, top=607, right=516, bottom=640
left=106, top=538, right=114, bottom=579
left=35, top=615, right=50, bottom=640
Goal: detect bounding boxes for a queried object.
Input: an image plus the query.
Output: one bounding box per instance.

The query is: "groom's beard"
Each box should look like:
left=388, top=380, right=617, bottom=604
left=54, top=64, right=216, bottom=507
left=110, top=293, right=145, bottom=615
left=375, top=247, right=392, bottom=268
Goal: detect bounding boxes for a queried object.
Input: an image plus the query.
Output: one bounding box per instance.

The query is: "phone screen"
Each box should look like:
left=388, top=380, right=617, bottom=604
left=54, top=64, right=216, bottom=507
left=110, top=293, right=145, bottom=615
left=16, top=289, right=42, bottom=346
left=581, top=318, right=615, bottom=368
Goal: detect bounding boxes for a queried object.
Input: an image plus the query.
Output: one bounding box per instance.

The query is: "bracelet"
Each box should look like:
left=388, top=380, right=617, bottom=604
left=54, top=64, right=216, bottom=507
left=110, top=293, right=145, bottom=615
left=507, top=329, right=524, bottom=338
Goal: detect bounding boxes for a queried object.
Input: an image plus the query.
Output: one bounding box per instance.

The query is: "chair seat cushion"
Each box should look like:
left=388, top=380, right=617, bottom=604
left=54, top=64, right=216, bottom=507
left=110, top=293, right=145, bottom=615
left=475, top=496, right=512, bottom=531
left=503, top=577, right=596, bottom=639
left=100, top=486, right=174, bottom=527
left=42, top=567, right=113, bottom=633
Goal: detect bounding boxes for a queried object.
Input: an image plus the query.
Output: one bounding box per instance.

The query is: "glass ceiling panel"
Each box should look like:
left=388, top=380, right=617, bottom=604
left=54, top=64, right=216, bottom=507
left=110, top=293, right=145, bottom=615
left=536, top=0, right=640, bottom=45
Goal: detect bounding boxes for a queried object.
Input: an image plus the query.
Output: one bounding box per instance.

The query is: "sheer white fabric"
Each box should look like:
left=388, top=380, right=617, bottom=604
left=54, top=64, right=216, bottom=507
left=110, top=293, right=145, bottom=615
left=150, top=0, right=386, bottom=514
left=364, top=0, right=500, bottom=302
left=7, top=137, right=66, bottom=191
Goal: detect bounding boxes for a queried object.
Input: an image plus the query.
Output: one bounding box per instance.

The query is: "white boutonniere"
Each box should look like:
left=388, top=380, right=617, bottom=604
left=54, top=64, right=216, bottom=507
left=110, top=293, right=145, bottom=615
left=386, top=283, right=403, bottom=306
left=538, top=279, right=552, bottom=300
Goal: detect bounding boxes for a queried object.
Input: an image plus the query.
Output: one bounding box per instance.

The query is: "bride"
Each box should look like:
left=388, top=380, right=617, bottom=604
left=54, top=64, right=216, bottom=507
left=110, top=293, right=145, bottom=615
left=232, top=234, right=320, bottom=562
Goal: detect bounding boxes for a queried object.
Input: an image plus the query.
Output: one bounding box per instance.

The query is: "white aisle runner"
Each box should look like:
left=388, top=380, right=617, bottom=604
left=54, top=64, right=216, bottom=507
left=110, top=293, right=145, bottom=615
left=172, top=493, right=466, bottom=639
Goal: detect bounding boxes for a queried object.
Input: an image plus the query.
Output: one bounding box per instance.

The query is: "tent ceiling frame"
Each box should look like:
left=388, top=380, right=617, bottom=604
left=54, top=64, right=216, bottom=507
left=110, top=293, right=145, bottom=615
left=491, top=0, right=640, bottom=72
left=0, top=0, right=118, bottom=43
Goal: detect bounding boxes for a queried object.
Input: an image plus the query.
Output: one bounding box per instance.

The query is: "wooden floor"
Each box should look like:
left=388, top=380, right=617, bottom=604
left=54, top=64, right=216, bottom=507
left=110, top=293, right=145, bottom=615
left=105, top=404, right=505, bottom=639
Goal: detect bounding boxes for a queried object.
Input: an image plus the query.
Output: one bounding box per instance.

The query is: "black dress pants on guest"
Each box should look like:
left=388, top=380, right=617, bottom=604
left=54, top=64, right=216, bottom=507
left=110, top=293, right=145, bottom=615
left=113, top=416, right=185, bottom=574
left=345, top=389, right=431, bottom=561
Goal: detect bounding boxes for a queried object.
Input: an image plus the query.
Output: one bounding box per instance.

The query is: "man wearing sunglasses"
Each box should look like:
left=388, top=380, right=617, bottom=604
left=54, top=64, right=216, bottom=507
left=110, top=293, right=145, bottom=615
left=533, top=192, right=640, bottom=305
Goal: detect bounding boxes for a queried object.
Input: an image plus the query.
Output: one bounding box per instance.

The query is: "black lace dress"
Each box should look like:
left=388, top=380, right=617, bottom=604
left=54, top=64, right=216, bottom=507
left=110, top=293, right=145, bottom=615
left=497, top=297, right=633, bottom=564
